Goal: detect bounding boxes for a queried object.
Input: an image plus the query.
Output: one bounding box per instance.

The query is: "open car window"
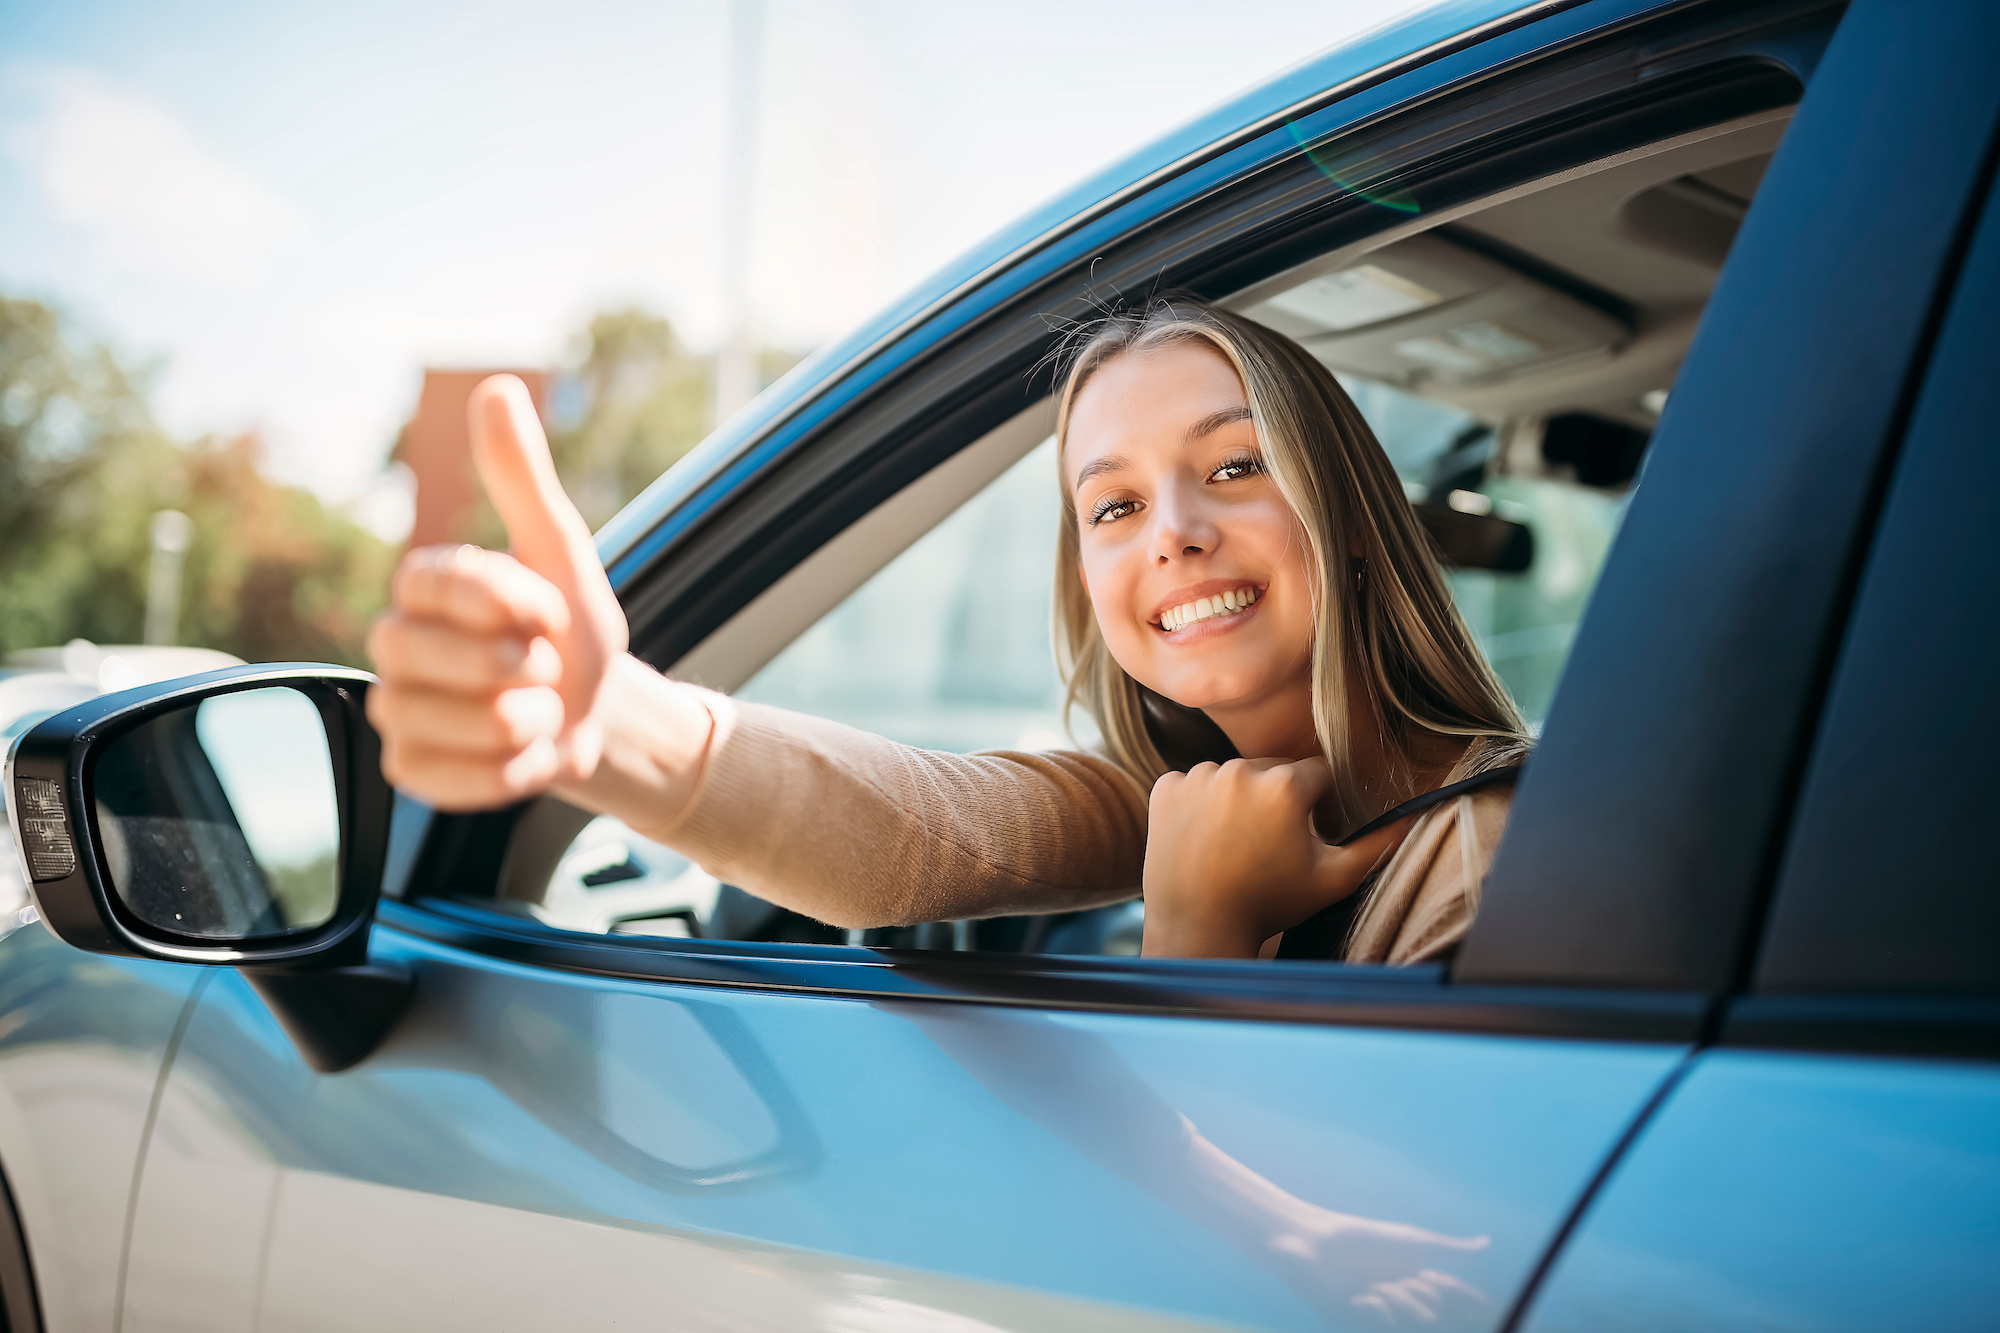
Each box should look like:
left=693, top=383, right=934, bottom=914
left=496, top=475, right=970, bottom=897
left=511, top=105, right=1791, bottom=953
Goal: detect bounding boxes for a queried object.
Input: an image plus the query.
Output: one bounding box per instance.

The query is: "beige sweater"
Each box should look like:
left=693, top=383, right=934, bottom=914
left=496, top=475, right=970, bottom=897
left=653, top=693, right=1510, bottom=965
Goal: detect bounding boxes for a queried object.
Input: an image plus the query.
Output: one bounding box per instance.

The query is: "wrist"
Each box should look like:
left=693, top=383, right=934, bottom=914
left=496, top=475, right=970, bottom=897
left=1140, top=899, right=1268, bottom=959
left=553, top=654, right=715, bottom=832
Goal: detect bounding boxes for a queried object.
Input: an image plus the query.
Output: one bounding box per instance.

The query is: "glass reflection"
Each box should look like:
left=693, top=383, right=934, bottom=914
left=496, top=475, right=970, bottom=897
left=93, top=686, right=340, bottom=939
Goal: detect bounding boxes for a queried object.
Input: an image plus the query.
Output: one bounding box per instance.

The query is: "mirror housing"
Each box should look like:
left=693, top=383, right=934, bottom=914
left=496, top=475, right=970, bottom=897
left=5, top=664, right=409, bottom=1070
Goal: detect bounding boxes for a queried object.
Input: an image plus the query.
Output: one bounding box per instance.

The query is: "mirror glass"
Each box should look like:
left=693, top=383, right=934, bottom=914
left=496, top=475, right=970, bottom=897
left=93, top=686, right=341, bottom=940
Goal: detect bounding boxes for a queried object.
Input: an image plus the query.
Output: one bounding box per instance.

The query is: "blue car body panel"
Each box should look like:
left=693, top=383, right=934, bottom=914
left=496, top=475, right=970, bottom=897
left=1519, top=1051, right=2000, bottom=1333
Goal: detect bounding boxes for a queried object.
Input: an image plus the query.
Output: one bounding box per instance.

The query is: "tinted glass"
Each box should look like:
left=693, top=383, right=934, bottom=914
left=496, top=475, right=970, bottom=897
left=1755, top=180, right=2000, bottom=993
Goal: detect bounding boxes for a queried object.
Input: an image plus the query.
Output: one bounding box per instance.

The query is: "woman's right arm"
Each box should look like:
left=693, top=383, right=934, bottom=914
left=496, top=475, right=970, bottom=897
left=365, top=374, right=1147, bottom=927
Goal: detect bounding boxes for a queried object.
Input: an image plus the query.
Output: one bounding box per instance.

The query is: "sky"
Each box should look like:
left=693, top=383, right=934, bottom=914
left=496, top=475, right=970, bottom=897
left=0, top=0, right=1438, bottom=536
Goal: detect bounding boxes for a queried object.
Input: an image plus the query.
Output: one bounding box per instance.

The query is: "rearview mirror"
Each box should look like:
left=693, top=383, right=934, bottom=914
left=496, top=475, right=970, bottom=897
left=6, top=665, right=409, bottom=1070
left=1413, top=500, right=1535, bottom=573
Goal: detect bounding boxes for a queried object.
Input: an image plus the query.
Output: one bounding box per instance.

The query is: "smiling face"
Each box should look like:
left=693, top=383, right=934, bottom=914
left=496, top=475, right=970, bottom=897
left=1063, top=340, right=1321, bottom=759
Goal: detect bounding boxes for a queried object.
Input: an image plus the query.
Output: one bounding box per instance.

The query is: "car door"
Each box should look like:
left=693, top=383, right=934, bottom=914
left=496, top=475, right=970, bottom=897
left=111, top=2, right=1956, bottom=1331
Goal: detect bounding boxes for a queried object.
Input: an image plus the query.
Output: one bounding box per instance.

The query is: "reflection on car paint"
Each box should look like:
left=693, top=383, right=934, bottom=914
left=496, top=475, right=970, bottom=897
left=900, top=1003, right=1495, bottom=1325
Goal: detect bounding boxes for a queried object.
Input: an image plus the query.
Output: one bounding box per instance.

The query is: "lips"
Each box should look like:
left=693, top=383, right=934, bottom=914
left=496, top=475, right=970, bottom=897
left=1153, top=583, right=1263, bottom=633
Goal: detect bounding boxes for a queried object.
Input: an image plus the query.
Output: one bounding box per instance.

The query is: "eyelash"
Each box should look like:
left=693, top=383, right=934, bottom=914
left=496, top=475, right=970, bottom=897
left=1088, top=497, right=1137, bottom=526
left=1085, top=455, right=1264, bottom=526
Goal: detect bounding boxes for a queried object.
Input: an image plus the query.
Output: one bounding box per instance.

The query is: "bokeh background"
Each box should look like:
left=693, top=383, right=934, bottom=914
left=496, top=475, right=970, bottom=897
left=0, top=0, right=1437, bottom=666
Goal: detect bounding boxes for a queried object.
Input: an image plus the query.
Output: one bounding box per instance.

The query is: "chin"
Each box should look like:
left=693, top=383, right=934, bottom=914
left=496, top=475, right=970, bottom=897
left=1142, top=663, right=1289, bottom=714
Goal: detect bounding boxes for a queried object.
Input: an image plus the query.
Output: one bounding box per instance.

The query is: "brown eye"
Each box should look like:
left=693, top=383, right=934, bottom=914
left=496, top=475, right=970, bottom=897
left=1088, top=497, right=1139, bottom=526
left=1209, top=455, right=1263, bottom=483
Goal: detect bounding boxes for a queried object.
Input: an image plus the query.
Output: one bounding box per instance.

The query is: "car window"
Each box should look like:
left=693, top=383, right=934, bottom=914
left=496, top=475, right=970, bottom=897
left=522, top=111, right=1791, bottom=952
left=520, top=376, right=1634, bottom=948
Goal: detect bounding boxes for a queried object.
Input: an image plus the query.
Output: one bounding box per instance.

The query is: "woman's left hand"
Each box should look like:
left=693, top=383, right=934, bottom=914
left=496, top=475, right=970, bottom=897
left=1140, top=758, right=1412, bottom=958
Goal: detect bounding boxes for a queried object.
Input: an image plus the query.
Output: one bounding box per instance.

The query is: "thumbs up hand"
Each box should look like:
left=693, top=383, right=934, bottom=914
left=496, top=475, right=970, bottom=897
left=367, top=375, right=700, bottom=814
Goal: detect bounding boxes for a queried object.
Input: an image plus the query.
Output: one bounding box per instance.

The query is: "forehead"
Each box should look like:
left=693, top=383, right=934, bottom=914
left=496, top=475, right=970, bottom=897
left=1064, top=340, right=1247, bottom=473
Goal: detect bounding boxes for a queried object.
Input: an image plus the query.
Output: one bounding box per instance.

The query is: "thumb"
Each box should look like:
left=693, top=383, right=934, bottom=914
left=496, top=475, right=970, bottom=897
left=467, top=375, right=622, bottom=638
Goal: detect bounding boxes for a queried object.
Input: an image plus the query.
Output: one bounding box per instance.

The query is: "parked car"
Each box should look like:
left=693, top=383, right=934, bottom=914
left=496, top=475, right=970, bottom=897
left=4, top=1, right=1996, bottom=1329
left=0, top=644, right=244, bottom=923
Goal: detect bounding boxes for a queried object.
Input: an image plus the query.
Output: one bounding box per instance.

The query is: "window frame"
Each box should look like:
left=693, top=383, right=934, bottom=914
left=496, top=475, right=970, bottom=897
left=391, top=0, right=1845, bottom=1041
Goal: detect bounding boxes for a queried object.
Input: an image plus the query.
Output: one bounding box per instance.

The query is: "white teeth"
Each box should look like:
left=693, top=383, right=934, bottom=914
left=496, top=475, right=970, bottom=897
left=1160, top=587, right=1258, bottom=631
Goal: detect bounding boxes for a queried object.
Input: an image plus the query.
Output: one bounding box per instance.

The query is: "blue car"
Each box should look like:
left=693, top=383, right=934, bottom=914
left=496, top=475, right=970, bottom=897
left=4, top=0, right=1997, bottom=1328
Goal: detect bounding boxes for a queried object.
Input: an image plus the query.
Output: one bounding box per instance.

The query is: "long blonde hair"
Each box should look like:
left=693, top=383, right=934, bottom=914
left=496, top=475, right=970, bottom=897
left=1052, top=298, right=1530, bottom=825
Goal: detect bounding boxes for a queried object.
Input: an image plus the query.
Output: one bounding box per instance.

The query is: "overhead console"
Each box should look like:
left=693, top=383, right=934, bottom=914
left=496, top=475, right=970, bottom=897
left=1244, top=233, right=1630, bottom=391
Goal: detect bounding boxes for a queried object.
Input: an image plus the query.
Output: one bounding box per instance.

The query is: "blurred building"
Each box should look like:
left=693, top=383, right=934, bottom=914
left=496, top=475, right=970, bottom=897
left=396, top=369, right=549, bottom=550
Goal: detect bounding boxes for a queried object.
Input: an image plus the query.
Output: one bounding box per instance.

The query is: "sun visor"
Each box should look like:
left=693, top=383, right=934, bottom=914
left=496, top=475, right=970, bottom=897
left=1245, top=234, right=1629, bottom=390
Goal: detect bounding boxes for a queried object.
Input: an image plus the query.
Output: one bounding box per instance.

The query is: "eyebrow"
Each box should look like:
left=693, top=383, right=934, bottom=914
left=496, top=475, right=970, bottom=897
left=1186, top=406, right=1253, bottom=442
left=1072, top=453, right=1131, bottom=490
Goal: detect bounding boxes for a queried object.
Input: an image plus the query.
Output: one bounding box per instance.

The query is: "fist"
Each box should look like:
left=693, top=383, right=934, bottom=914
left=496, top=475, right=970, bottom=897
left=366, top=375, right=629, bottom=810
left=1140, top=758, right=1410, bottom=958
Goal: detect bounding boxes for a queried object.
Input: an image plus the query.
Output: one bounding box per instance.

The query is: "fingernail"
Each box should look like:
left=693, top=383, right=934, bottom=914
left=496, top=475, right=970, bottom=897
left=523, top=637, right=562, bottom=682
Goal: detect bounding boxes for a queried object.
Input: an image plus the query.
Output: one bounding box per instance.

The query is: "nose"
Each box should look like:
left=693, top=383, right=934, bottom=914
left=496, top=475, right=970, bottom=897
left=1147, top=475, right=1221, bottom=566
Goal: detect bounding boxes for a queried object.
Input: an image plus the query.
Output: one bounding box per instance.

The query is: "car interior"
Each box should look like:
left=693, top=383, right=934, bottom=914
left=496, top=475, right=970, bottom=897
left=469, top=105, right=1794, bottom=956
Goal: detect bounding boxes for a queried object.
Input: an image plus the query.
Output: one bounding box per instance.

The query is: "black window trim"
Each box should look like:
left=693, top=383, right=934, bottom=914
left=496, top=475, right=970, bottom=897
left=380, top=899, right=1711, bottom=1041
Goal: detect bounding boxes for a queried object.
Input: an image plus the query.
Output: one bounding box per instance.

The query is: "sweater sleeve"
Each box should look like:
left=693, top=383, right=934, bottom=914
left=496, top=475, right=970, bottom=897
left=644, top=692, right=1152, bottom=929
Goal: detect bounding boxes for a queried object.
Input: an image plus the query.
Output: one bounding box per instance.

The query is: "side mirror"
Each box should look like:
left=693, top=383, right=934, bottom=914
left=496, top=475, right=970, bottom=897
left=5, top=665, right=411, bottom=1072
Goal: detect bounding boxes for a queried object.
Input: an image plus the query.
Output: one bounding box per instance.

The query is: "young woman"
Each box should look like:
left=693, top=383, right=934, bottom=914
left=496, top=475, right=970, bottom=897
left=365, top=299, right=1530, bottom=962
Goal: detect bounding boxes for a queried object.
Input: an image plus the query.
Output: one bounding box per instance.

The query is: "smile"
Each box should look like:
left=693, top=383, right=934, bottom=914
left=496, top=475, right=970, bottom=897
left=1156, top=586, right=1261, bottom=633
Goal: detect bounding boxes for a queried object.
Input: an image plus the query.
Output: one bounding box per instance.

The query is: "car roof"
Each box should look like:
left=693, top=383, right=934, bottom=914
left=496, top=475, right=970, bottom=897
left=594, top=0, right=1539, bottom=570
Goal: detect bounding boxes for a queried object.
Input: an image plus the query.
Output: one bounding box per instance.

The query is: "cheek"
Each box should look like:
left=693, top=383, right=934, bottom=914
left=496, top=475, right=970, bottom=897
left=1270, top=545, right=1320, bottom=649
left=1077, top=541, right=1140, bottom=638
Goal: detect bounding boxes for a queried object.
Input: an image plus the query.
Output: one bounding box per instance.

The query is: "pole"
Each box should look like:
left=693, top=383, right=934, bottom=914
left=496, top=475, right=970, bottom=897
left=713, top=0, right=766, bottom=427
left=144, top=510, right=192, bottom=646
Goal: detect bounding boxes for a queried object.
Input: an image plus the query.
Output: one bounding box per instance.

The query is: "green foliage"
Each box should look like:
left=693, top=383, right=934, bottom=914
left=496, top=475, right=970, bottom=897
left=544, top=308, right=802, bottom=529
left=549, top=308, right=712, bottom=528
left=0, top=295, right=394, bottom=665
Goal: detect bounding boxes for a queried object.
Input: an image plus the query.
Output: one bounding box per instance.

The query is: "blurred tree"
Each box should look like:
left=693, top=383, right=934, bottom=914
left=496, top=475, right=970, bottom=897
left=550, top=307, right=710, bottom=527
left=0, top=295, right=393, bottom=666
left=0, top=295, right=154, bottom=649
left=539, top=307, right=801, bottom=530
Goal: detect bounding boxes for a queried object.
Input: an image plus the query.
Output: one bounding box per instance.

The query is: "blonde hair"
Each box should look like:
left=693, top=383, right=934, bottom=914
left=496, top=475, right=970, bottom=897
left=1052, top=298, right=1530, bottom=826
